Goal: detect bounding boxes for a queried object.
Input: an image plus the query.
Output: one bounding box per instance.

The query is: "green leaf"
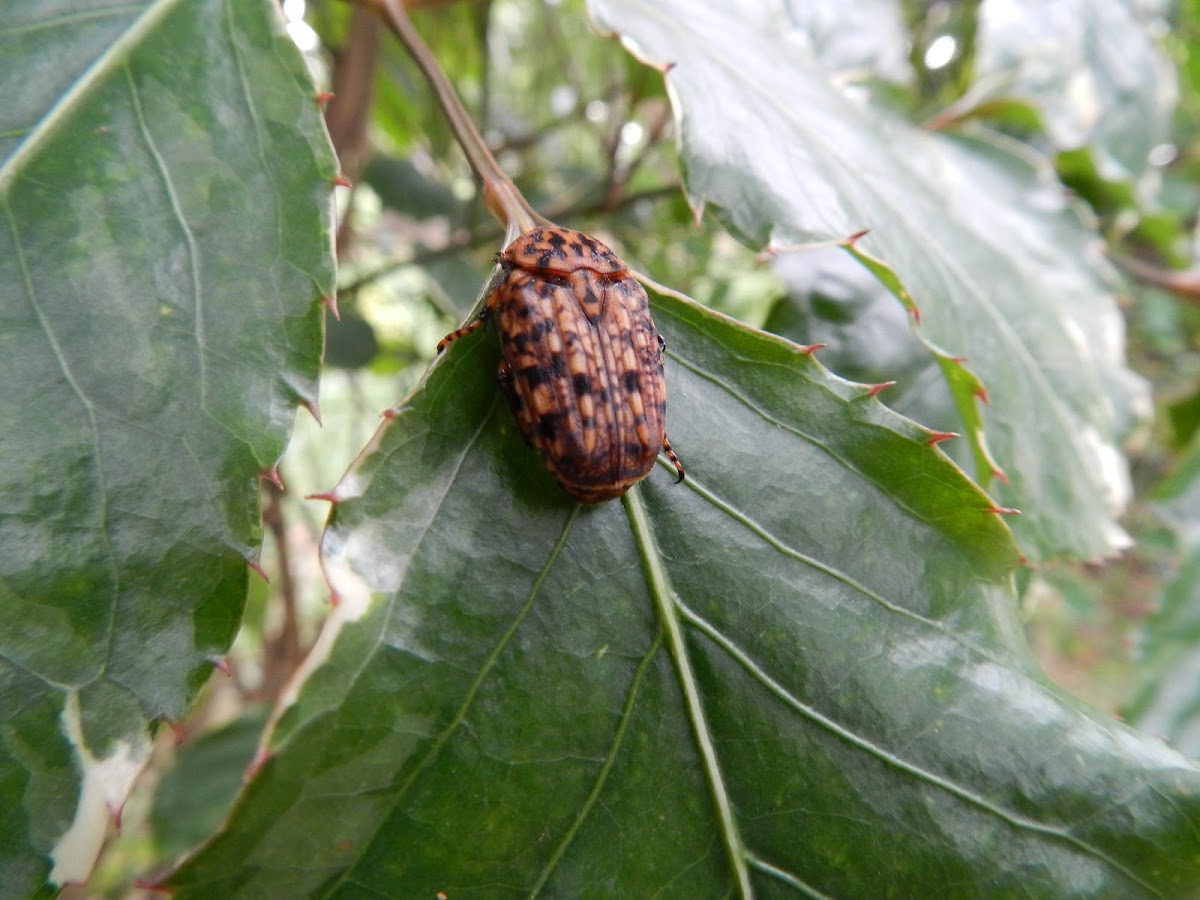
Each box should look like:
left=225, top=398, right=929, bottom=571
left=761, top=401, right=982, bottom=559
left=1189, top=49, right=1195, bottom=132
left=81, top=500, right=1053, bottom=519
left=774, top=0, right=912, bottom=84
left=167, top=284, right=1200, bottom=896
left=975, top=0, right=1177, bottom=183
left=1125, top=546, right=1200, bottom=755
left=1126, top=439, right=1200, bottom=754
left=0, top=1, right=335, bottom=894
left=764, top=248, right=966, bottom=468
left=587, top=0, right=1148, bottom=562
left=151, top=707, right=271, bottom=861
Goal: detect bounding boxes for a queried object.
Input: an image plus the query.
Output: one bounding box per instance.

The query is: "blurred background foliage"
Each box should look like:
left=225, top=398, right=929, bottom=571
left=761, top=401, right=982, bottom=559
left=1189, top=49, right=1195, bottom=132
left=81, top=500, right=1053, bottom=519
left=78, top=0, right=1200, bottom=894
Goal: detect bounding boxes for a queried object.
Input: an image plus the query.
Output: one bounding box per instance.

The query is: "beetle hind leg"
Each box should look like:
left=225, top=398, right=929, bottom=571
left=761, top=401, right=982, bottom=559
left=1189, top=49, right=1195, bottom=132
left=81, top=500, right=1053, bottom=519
left=662, top=435, right=685, bottom=483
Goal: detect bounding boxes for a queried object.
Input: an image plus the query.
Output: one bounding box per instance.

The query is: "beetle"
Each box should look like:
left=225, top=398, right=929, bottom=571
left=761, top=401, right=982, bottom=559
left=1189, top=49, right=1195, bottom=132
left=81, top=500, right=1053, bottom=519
left=437, top=226, right=684, bottom=503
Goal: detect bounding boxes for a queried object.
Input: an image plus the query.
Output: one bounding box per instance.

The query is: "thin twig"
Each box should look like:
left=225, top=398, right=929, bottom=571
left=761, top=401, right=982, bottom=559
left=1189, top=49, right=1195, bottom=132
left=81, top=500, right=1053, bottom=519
left=338, top=183, right=682, bottom=298
left=258, top=481, right=304, bottom=702
left=369, top=0, right=544, bottom=236
left=1112, top=253, right=1200, bottom=303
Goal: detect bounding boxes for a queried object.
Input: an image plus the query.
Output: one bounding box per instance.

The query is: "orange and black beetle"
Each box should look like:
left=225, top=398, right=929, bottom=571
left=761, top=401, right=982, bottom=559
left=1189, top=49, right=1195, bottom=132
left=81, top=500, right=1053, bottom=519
left=438, top=226, right=684, bottom=503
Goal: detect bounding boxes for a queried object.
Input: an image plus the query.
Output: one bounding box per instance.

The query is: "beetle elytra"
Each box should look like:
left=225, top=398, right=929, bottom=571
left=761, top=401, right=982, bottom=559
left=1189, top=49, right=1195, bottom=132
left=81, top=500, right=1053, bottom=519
left=438, top=226, right=684, bottom=503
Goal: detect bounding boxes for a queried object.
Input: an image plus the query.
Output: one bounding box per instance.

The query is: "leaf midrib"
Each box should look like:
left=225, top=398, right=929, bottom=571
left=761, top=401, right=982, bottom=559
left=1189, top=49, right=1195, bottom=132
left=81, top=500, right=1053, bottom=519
left=0, top=0, right=184, bottom=190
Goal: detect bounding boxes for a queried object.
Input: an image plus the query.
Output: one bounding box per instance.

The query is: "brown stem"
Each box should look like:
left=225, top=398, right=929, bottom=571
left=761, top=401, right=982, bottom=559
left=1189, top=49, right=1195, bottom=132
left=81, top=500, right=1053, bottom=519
left=368, top=0, right=544, bottom=235
left=337, top=183, right=682, bottom=297
left=1112, top=253, right=1200, bottom=303
left=327, top=6, right=383, bottom=254
left=258, top=481, right=303, bottom=702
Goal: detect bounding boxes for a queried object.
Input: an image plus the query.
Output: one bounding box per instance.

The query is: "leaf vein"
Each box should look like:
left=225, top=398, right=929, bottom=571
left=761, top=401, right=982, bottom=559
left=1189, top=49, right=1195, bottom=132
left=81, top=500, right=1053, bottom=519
left=678, top=600, right=1156, bottom=893
left=528, top=631, right=664, bottom=897
left=316, top=498, right=580, bottom=899
left=124, top=64, right=208, bottom=408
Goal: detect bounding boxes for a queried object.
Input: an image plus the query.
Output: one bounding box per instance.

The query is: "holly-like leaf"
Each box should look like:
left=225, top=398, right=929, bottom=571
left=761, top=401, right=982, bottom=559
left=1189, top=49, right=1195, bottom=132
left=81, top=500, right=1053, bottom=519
left=166, top=282, right=1200, bottom=897
left=586, top=0, right=1150, bottom=563
left=0, top=1, right=335, bottom=894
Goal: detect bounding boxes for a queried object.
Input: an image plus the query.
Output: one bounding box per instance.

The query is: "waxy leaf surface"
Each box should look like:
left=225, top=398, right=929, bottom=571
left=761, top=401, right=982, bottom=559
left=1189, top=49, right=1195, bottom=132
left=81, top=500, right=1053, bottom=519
left=168, top=285, right=1200, bottom=897
left=0, top=2, right=335, bottom=894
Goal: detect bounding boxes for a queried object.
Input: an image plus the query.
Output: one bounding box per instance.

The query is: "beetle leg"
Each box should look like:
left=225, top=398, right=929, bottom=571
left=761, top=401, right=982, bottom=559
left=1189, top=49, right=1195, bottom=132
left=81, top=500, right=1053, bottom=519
left=437, top=265, right=511, bottom=353
left=662, top=434, right=685, bottom=483
left=437, top=306, right=492, bottom=354
left=656, top=333, right=666, bottom=359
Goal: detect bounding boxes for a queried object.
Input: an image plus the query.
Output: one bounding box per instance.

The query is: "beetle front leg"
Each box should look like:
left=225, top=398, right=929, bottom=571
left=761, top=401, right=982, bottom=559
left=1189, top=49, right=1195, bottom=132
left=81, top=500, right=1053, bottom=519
left=436, top=264, right=509, bottom=353
left=437, top=306, right=491, bottom=353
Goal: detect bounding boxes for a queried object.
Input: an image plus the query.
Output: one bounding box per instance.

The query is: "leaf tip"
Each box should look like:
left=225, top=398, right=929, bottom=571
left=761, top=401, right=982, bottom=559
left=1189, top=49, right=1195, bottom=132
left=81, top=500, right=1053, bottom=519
left=161, top=717, right=187, bottom=747
left=108, top=797, right=126, bottom=833
left=800, top=342, right=825, bottom=356
left=333, top=173, right=354, bottom=189
left=301, top=398, right=323, bottom=425
left=210, top=656, right=233, bottom=678
left=841, top=229, right=870, bottom=248
left=927, top=430, right=959, bottom=446
left=245, top=747, right=273, bottom=782
left=909, top=305, right=922, bottom=326
left=990, top=464, right=1010, bottom=484
left=865, top=380, right=896, bottom=398
left=322, top=294, right=341, bottom=321
left=314, top=91, right=335, bottom=107
left=986, top=504, right=1020, bottom=516
left=306, top=490, right=339, bottom=504
left=381, top=406, right=400, bottom=420
left=974, top=385, right=991, bottom=405
left=260, top=467, right=285, bottom=491
left=247, top=559, right=270, bottom=584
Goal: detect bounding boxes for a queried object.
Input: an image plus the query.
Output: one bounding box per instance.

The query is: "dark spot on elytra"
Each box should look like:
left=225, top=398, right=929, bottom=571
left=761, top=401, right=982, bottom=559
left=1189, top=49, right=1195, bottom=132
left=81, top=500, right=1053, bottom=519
left=572, top=373, right=592, bottom=395
left=549, top=355, right=569, bottom=378
left=622, top=370, right=640, bottom=393
left=537, top=250, right=553, bottom=269
left=625, top=441, right=647, bottom=458
left=538, top=413, right=561, bottom=440
left=520, top=366, right=547, bottom=388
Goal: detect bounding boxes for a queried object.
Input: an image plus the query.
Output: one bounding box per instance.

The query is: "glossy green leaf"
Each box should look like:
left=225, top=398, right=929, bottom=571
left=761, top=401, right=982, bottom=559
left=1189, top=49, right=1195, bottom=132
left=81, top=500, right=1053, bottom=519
left=0, top=1, right=335, bottom=894
left=166, top=281, right=1200, bottom=896
left=975, top=0, right=1177, bottom=183
left=151, top=707, right=271, bottom=861
left=588, top=0, right=1148, bottom=562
